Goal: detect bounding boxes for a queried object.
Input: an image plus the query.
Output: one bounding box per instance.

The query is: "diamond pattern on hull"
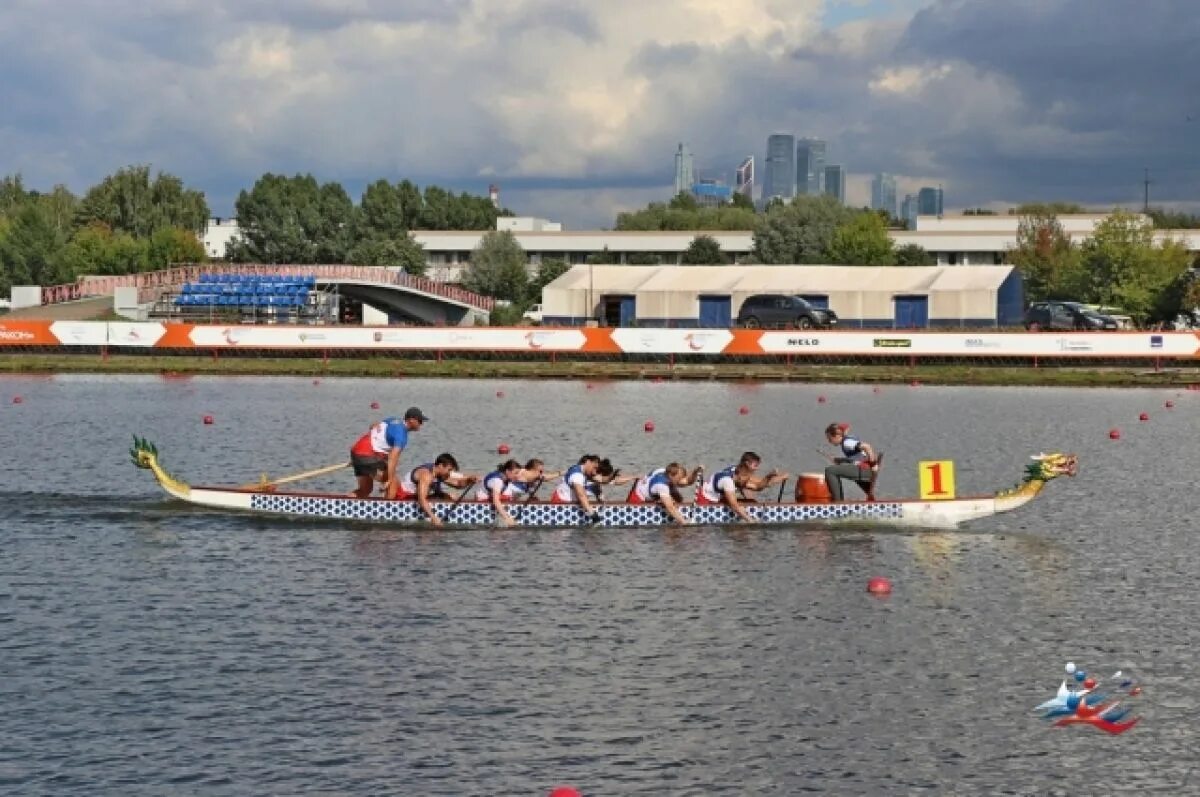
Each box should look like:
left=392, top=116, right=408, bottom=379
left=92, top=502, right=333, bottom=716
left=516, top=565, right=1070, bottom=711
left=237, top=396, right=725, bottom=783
left=246, top=494, right=905, bottom=527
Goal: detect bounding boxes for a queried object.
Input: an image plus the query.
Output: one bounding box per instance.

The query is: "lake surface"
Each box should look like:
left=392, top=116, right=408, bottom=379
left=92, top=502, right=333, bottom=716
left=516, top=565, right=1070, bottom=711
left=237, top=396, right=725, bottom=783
left=1, top=375, right=1197, bottom=796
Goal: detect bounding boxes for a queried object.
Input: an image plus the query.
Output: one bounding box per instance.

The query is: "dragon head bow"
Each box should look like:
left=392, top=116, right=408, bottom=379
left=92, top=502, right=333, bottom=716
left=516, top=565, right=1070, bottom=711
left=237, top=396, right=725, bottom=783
left=1025, top=452, right=1079, bottom=482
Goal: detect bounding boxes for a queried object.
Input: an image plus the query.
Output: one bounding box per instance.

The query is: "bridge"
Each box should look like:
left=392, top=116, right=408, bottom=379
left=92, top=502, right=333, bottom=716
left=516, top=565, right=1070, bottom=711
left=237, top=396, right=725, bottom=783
left=37, top=264, right=496, bottom=326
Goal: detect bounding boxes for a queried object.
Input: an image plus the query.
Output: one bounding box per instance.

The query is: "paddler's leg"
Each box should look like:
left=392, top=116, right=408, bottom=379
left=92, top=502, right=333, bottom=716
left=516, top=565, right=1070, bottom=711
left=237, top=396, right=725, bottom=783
left=824, top=463, right=862, bottom=501
left=351, top=455, right=385, bottom=498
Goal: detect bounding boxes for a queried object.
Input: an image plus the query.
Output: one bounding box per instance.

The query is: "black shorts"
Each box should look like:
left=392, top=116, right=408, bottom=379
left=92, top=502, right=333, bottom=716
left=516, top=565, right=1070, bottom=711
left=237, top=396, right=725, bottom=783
left=352, top=454, right=387, bottom=478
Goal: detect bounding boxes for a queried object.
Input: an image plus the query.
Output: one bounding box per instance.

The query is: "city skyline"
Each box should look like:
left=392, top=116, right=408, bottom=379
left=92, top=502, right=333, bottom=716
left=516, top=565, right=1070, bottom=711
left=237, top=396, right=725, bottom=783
left=0, top=1, right=1194, bottom=228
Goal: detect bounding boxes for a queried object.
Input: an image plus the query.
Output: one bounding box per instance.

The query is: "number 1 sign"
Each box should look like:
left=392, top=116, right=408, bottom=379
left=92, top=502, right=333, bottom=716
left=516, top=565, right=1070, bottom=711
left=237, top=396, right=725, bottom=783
left=919, top=460, right=957, bottom=500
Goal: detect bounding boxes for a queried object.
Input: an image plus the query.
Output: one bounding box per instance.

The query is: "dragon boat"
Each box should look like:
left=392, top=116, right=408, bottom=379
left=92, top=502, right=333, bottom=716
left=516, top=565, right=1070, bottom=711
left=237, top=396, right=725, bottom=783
left=131, top=438, right=1077, bottom=530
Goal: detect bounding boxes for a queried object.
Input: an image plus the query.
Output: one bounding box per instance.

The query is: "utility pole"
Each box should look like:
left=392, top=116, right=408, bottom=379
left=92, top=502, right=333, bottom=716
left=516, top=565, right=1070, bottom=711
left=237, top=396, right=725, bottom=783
left=1143, top=168, right=1152, bottom=213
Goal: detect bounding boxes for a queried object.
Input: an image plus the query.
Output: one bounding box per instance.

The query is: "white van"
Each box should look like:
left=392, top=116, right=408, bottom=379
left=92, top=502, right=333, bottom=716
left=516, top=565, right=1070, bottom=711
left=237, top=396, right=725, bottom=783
left=522, top=304, right=544, bottom=323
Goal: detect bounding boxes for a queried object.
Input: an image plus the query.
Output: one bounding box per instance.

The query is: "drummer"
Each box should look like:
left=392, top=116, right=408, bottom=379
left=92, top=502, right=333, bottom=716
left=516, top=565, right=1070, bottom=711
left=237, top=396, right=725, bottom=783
left=822, top=422, right=879, bottom=501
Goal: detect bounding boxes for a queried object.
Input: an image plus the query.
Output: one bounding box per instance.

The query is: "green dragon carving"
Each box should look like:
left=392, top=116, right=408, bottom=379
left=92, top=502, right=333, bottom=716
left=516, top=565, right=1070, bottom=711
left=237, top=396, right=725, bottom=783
left=996, top=452, right=1078, bottom=498
left=130, top=436, right=191, bottom=497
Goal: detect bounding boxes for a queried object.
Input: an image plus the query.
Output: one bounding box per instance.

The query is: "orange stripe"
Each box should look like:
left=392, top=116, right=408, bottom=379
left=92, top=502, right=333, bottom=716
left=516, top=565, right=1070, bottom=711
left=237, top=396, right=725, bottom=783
left=0, top=320, right=58, bottom=346
left=722, top=329, right=764, bottom=355
left=581, top=328, right=622, bottom=353
left=156, top=323, right=196, bottom=348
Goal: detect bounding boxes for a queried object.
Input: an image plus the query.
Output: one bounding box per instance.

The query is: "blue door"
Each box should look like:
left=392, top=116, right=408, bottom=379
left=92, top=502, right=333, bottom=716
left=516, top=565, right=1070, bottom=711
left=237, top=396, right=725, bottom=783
left=800, top=295, right=829, bottom=309
left=698, top=295, right=732, bottom=327
left=894, top=295, right=929, bottom=328
left=619, top=296, right=636, bottom=327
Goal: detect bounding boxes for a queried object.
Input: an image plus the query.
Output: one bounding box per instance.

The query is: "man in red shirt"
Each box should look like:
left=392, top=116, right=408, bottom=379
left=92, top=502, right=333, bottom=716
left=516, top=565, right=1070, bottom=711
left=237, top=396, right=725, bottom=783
left=349, top=407, right=429, bottom=498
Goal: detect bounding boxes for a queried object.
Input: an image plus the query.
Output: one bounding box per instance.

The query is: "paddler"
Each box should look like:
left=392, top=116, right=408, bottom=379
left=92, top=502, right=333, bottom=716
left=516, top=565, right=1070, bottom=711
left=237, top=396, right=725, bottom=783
left=822, top=422, right=879, bottom=501
left=630, top=463, right=702, bottom=524
left=348, top=406, right=429, bottom=499
left=507, top=458, right=561, bottom=501
left=475, top=458, right=523, bottom=527
left=731, top=451, right=789, bottom=501
left=587, top=458, right=636, bottom=502
left=397, top=453, right=478, bottom=527
left=551, top=454, right=605, bottom=521
left=696, top=453, right=788, bottom=521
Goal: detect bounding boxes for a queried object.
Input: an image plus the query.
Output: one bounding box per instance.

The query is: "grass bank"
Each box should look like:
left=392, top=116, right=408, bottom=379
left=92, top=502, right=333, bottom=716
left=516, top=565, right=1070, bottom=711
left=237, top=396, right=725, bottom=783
left=2, top=353, right=1198, bottom=387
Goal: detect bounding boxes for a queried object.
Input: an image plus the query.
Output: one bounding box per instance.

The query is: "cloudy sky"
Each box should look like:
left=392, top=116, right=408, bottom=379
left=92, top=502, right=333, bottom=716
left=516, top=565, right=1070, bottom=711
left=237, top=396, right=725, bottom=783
left=2, top=0, right=1197, bottom=227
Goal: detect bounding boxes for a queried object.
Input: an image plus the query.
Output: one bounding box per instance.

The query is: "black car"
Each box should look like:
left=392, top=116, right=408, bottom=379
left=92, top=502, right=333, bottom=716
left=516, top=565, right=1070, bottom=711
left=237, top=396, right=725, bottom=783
left=735, top=294, right=838, bottom=329
left=1023, top=301, right=1118, bottom=331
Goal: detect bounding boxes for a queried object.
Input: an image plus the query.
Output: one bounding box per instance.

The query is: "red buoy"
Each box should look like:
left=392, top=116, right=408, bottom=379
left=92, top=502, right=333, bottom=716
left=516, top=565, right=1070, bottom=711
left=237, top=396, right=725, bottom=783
left=644, top=420, right=655, bottom=433
left=1166, top=400, right=1175, bottom=409
left=1109, top=428, right=1121, bottom=440
left=910, top=380, right=920, bottom=387
left=549, top=788, right=582, bottom=797
left=738, top=405, right=749, bottom=415
left=203, top=415, right=214, bottom=425
left=1083, top=677, right=1097, bottom=689
left=585, top=383, right=595, bottom=390
left=312, top=379, right=321, bottom=386
left=11, top=396, right=22, bottom=404
left=1130, top=686, right=1142, bottom=696
left=1139, top=412, right=1149, bottom=421
left=817, top=395, right=826, bottom=404
left=498, top=443, right=511, bottom=455
left=496, top=390, right=505, bottom=398
left=873, top=387, right=882, bottom=394
left=867, top=576, right=892, bottom=595
left=370, top=401, right=380, bottom=410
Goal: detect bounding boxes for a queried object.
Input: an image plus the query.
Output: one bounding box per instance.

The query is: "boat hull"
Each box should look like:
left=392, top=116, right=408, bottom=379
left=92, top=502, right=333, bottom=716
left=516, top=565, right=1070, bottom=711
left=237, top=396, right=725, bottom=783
left=179, top=486, right=1013, bottom=530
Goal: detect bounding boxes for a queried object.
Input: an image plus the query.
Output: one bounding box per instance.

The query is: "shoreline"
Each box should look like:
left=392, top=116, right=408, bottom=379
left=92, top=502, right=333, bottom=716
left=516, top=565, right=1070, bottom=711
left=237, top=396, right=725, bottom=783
left=2, top=353, right=1198, bottom=387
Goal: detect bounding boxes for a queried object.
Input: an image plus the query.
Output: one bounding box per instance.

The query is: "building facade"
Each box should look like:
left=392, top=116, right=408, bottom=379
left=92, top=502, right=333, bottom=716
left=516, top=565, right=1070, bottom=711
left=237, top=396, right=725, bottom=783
left=796, top=138, right=826, bottom=195
left=824, top=165, right=845, bottom=204
left=735, top=157, right=754, bottom=200
left=871, top=173, right=897, bottom=218
left=762, top=134, right=795, bottom=202
left=673, top=143, right=695, bottom=197
left=918, top=187, right=944, bottom=216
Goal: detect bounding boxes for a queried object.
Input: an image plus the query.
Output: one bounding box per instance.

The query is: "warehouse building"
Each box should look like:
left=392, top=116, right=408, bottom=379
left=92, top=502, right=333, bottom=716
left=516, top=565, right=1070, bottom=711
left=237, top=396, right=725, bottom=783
left=540, top=265, right=1024, bottom=328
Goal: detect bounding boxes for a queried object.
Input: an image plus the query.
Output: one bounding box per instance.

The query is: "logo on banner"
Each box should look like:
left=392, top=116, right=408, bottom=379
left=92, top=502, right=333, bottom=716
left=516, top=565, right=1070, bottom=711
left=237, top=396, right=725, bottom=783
left=0, top=326, right=35, bottom=341
left=1056, top=338, right=1092, bottom=352
left=373, top=331, right=383, bottom=342
left=222, top=328, right=243, bottom=345
left=965, top=338, right=1001, bottom=349
left=786, top=337, right=820, bottom=347
left=525, top=331, right=548, bottom=349
left=297, top=332, right=327, bottom=342
left=1150, top=335, right=1163, bottom=349
left=684, top=333, right=710, bottom=351
left=873, top=338, right=912, bottom=348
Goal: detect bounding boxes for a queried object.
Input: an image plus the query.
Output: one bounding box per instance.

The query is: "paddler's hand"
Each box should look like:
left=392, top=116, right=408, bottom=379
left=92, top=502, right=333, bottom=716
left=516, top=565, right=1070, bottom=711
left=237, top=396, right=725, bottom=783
left=588, top=510, right=602, bottom=525
left=428, top=514, right=444, bottom=528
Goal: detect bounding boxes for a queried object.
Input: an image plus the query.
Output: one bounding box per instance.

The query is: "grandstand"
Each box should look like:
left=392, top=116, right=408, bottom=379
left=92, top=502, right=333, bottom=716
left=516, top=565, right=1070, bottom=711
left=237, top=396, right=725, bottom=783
left=154, top=273, right=337, bottom=324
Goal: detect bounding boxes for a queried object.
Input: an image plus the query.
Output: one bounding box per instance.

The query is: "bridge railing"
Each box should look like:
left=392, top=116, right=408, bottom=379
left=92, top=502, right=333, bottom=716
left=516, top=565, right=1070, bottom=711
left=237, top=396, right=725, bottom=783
left=42, top=263, right=496, bottom=311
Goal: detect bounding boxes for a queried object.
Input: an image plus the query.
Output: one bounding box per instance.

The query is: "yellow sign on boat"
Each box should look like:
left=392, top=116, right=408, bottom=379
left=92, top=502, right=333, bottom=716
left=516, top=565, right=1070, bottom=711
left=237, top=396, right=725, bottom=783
left=918, top=460, right=956, bottom=500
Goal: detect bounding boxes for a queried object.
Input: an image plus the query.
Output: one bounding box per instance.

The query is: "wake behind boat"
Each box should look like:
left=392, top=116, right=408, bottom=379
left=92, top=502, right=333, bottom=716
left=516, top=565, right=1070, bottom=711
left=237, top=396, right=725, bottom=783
left=130, top=438, right=1078, bottom=530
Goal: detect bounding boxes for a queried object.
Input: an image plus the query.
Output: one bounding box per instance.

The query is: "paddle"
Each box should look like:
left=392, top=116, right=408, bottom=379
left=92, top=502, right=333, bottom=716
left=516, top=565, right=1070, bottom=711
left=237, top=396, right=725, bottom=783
left=240, top=461, right=349, bottom=491
left=775, top=476, right=789, bottom=502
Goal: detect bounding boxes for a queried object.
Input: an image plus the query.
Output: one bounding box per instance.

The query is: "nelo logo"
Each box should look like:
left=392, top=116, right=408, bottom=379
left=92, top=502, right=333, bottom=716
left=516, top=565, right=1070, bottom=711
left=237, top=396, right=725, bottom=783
left=786, top=337, right=820, bottom=347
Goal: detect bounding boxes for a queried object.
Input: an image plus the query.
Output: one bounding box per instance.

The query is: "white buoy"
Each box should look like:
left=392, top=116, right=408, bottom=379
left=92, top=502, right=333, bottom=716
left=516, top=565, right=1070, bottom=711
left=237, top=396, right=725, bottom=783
left=1065, top=662, right=1076, bottom=675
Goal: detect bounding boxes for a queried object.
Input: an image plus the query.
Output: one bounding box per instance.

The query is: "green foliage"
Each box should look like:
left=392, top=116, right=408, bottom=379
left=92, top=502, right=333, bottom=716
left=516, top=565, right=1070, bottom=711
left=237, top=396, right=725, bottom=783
left=963, top=208, right=998, bottom=215
left=529, top=258, right=569, bottom=300
left=462, top=230, right=528, bottom=301
left=614, top=202, right=757, bottom=231
left=668, top=192, right=699, bottom=211
left=626, top=252, right=661, bottom=265
left=894, top=243, right=935, bottom=267
left=827, top=213, right=895, bottom=265
left=55, top=224, right=147, bottom=279
left=347, top=236, right=427, bottom=275
left=488, top=303, right=526, bottom=326
left=1, top=175, right=31, bottom=217
left=681, top=234, right=727, bottom=265
left=729, top=191, right=754, bottom=210
left=1011, top=202, right=1087, bottom=216
left=586, top=247, right=614, bottom=265
left=1009, top=212, right=1084, bottom=301
left=145, top=226, right=207, bottom=269
left=77, top=165, right=209, bottom=236
left=229, top=174, right=355, bottom=263
left=1081, top=211, right=1191, bottom=322
left=1146, top=207, right=1200, bottom=229
left=752, top=195, right=857, bottom=264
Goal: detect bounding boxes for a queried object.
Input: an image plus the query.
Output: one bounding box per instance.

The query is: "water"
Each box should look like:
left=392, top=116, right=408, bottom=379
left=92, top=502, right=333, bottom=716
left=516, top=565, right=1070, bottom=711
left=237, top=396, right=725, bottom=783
left=1, top=375, right=1197, bottom=795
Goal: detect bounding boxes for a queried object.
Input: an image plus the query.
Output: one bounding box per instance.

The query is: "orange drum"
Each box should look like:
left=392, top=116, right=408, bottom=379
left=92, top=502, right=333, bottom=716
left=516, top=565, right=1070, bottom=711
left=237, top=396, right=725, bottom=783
left=796, top=473, right=832, bottom=503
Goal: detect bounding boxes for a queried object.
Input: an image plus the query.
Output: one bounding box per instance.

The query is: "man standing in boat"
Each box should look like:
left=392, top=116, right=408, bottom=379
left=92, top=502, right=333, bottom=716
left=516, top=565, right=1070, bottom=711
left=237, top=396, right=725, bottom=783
left=349, top=406, right=429, bottom=499
left=822, top=423, right=879, bottom=501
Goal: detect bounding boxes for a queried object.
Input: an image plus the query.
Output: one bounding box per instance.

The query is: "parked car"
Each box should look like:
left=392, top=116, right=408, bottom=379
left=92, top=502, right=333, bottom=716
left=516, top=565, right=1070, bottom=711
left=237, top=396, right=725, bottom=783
left=522, top=303, right=544, bottom=324
left=1023, top=301, right=1118, bottom=331
left=1083, top=304, right=1135, bottom=329
left=735, top=294, right=838, bottom=329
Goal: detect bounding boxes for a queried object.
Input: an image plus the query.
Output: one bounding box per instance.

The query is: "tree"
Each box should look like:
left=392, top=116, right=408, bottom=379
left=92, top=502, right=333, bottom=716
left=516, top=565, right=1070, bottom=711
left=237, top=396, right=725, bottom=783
left=527, top=257, right=569, bottom=303
left=356, top=180, right=407, bottom=241
left=668, top=192, right=699, bottom=212
left=894, top=243, right=935, bottom=266
left=347, top=236, right=427, bottom=275
left=1, top=175, right=31, bottom=218
left=1008, top=212, right=1084, bottom=301
left=752, top=195, right=857, bottom=264
left=626, top=252, right=661, bottom=265
left=1081, top=210, right=1190, bottom=322
left=145, top=226, right=206, bottom=270
left=729, top=191, right=755, bottom=211
left=1011, top=202, right=1086, bottom=216
left=462, top=230, right=528, bottom=301
left=827, top=213, right=895, bottom=265
left=54, top=223, right=149, bottom=280
left=681, top=234, right=726, bottom=264
left=1146, top=207, right=1200, bottom=229
left=76, top=165, right=209, bottom=237
left=586, top=246, right=615, bottom=265
left=0, top=191, right=77, bottom=290
left=229, top=173, right=349, bottom=263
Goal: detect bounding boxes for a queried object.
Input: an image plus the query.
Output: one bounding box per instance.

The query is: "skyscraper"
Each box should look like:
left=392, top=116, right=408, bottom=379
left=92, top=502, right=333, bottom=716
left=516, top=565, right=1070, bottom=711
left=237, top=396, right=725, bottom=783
left=735, top=156, right=754, bottom=200
left=901, top=194, right=918, bottom=229
left=824, top=165, right=845, bottom=204
left=917, top=186, right=944, bottom=216
left=796, top=138, right=826, bottom=195
left=871, top=173, right=897, bottom=218
left=674, top=143, right=694, bottom=197
left=763, top=134, right=795, bottom=202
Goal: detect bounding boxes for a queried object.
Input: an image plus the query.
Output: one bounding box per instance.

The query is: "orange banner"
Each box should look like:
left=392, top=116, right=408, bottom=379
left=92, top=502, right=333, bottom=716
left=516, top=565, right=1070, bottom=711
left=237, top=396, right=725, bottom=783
left=0, top=320, right=59, bottom=346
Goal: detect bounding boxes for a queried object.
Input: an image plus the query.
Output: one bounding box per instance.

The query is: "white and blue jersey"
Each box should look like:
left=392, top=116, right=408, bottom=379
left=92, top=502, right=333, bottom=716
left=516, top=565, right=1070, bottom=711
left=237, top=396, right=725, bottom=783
left=351, top=417, right=409, bottom=457
left=475, top=470, right=511, bottom=501
left=399, top=463, right=446, bottom=498
left=699, top=465, right=737, bottom=503
left=634, top=468, right=672, bottom=502
left=553, top=464, right=591, bottom=503
left=840, top=436, right=867, bottom=464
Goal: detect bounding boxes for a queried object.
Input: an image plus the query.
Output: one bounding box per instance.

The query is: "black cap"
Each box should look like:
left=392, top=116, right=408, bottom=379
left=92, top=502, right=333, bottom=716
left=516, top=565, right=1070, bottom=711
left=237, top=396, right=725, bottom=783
left=404, top=406, right=430, bottom=423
